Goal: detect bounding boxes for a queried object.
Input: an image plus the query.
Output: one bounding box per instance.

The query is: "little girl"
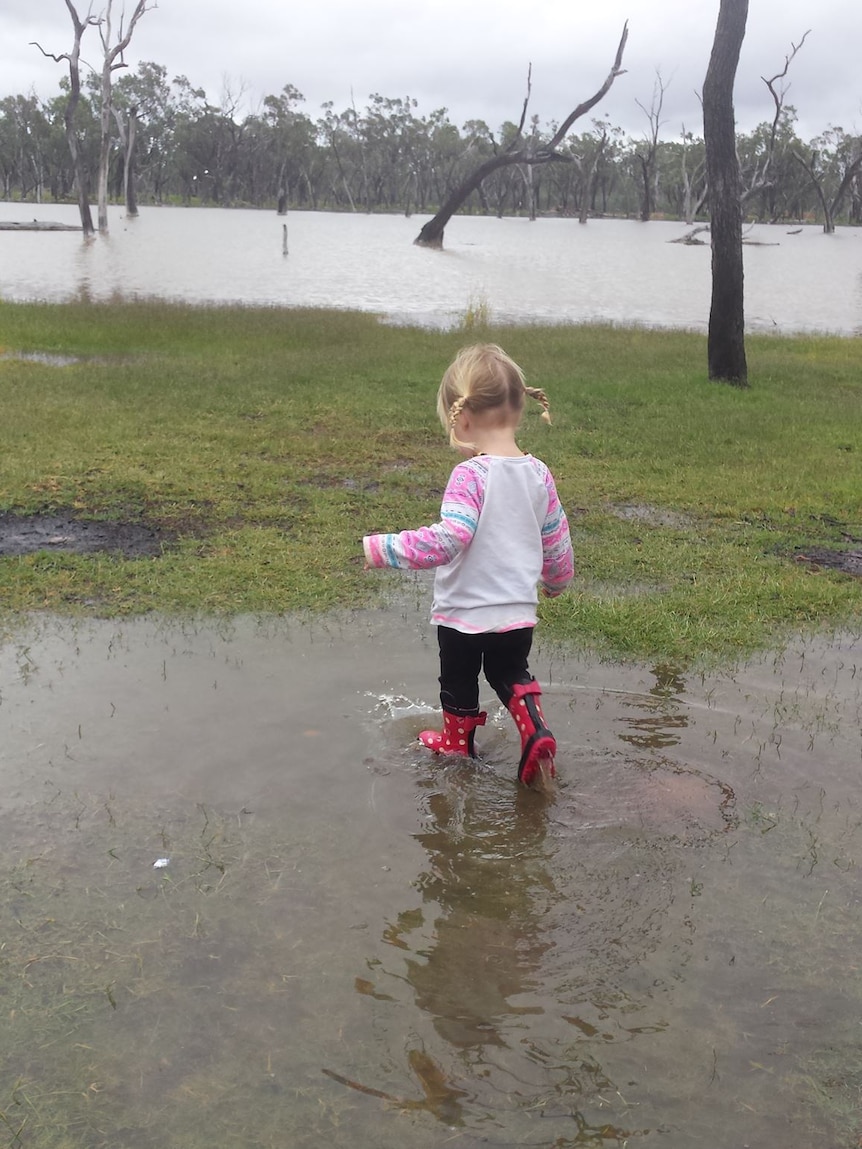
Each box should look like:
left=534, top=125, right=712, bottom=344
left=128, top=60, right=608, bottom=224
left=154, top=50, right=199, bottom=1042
left=363, top=343, right=574, bottom=786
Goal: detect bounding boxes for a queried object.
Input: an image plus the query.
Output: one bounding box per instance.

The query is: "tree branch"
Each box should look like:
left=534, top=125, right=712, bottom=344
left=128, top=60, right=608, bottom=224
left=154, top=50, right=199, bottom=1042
left=30, top=42, right=71, bottom=64
left=545, top=21, right=628, bottom=150
left=512, top=63, right=533, bottom=142
left=761, top=29, right=810, bottom=156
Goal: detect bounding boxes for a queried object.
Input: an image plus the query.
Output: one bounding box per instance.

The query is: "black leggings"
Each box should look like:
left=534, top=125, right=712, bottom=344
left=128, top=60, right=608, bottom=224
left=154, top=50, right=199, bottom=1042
left=436, top=625, right=535, bottom=715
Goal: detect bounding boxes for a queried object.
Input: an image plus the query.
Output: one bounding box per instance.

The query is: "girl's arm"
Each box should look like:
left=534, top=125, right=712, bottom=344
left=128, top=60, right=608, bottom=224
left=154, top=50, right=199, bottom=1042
left=363, top=461, right=484, bottom=570
left=539, top=472, right=575, bottom=596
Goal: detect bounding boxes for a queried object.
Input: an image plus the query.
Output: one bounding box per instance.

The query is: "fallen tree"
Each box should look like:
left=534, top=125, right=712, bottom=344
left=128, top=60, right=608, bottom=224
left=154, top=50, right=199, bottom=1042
left=414, top=24, right=629, bottom=249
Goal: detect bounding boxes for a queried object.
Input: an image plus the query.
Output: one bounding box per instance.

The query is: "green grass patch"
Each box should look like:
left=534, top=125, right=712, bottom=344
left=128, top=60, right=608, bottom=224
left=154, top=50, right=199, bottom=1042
left=1, top=301, right=860, bottom=663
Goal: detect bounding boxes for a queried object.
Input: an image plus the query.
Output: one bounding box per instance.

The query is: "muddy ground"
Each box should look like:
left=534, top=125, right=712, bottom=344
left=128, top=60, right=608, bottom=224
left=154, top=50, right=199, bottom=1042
left=0, top=510, right=169, bottom=557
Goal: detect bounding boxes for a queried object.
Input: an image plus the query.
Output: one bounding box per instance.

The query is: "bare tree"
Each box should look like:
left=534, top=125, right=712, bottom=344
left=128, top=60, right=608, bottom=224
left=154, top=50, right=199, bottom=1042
left=703, top=0, right=749, bottom=386
left=577, top=119, right=611, bottom=224
left=96, top=0, right=153, bottom=233
left=740, top=31, right=810, bottom=207
left=679, top=125, right=707, bottom=224
left=634, top=70, right=669, bottom=221
left=113, top=101, right=139, bottom=215
left=414, top=24, right=629, bottom=249
left=31, top=0, right=100, bottom=236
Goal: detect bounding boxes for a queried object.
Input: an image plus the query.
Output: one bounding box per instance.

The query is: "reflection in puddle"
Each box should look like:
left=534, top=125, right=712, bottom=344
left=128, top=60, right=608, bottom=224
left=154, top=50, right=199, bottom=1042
left=0, top=612, right=860, bottom=1148
left=618, top=663, right=690, bottom=749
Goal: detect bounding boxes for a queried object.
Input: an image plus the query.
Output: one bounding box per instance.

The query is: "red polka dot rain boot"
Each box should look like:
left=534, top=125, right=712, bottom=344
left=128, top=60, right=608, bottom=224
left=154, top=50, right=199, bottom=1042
left=507, top=681, right=556, bottom=785
left=419, top=709, right=487, bottom=758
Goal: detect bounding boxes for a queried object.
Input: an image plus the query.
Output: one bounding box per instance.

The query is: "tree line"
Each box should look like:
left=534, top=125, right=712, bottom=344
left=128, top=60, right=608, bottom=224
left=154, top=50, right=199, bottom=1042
left=2, top=59, right=861, bottom=230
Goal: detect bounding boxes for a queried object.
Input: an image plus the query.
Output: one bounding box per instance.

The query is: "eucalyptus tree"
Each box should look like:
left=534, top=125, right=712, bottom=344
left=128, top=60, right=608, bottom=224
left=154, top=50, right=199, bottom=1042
left=0, top=99, right=17, bottom=198
left=261, top=84, right=318, bottom=208
left=355, top=94, right=418, bottom=209
left=793, top=125, right=862, bottom=232
left=738, top=107, right=805, bottom=221
left=31, top=0, right=101, bottom=234
left=406, top=107, right=458, bottom=213
left=0, top=94, right=53, bottom=201
left=576, top=119, right=611, bottom=222
left=169, top=76, right=220, bottom=203
left=557, top=117, right=624, bottom=221
left=590, top=120, right=627, bottom=215
left=113, top=62, right=176, bottom=205
left=443, top=118, right=495, bottom=209
left=634, top=71, right=669, bottom=220
left=40, top=85, right=94, bottom=202
left=703, top=0, right=748, bottom=386
left=666, top=129, right=707, bottom=224
left=93, top=0, right=152, bottom=230
left=318, top=101, right=361, bottom=209
left=481, top=117, right=536, bottom=219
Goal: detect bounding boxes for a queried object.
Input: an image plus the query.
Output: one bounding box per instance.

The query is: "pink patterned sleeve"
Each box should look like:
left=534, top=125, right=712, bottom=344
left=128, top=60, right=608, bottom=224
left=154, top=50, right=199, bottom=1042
left=363, top=461, right=486, bottom=570
left=540, top=469, right=574, bottom=595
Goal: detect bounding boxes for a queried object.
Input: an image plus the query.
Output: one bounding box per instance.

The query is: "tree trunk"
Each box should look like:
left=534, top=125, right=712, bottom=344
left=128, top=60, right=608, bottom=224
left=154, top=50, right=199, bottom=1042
left=580, top=131, right=607, bottom=224
left=31, top=3, right=97, bottom=234
left=792, top=151, right=834, bottom=232
left=97, top=1, right=150, bottom=234
left=97, top=58, right=113, bottom=232
left=114, top=104, right=139, bottom=216
left=125, top=105, right=138, bottom=215
left=524, top=163, right=536, bottom=221
left=703, top=0, right=749, bottom=386
left=65, top=44, right=95, bottom=234
left=638, top=153, right=652, bottom=221
left=821, top=151, right=861, bottom=232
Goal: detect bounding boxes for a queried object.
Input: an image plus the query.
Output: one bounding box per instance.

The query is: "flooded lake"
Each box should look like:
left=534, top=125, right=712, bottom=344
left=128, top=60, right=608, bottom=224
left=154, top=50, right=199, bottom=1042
left=2, top=602, right=861, bottom=1147
left=1, top=201, right=861, bottom=334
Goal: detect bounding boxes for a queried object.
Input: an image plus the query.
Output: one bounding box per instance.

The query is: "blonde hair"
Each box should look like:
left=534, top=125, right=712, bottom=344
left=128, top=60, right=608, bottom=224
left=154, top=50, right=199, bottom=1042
left=436, top=343, right=551, bottom=450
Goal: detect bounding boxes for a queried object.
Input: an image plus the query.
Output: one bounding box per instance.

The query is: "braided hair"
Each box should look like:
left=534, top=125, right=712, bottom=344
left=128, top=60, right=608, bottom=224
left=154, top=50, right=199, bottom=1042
left=436, top=344, right=552, bottom=450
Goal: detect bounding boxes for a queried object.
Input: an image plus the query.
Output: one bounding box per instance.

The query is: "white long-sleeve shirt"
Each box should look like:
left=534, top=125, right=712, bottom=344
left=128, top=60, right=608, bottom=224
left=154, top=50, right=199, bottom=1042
left=363, top=454, right=574, bottom=633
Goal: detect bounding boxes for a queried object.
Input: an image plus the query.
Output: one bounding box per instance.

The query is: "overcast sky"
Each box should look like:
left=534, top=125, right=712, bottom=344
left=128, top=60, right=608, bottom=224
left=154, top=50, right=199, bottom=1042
left=2, top=1, right=860, bottom=142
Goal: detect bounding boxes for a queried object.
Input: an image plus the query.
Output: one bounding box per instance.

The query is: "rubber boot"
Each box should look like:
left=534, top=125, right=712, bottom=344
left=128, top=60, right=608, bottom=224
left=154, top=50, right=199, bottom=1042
left=507, top=681, right=556, bottom=785
left=419, top=709, right=487, bottom=758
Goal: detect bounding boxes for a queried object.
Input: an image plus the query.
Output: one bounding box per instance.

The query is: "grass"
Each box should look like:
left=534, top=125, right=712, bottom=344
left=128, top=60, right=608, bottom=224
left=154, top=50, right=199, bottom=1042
left=0, top=300, right=860, bottom=664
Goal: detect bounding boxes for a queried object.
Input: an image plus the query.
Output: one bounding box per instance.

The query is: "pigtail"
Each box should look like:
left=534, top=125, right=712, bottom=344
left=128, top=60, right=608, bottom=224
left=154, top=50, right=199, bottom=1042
left=449, top=395, right=468, bottom=427
left=525, top=385, right=552, bottom=425
left=447, top=395, right=478, bottom=451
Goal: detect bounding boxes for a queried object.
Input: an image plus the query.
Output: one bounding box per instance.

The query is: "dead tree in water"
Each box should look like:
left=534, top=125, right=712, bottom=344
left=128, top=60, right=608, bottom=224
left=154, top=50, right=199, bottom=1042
left=31, top=0, right=99, bottom=236
left=741, top=31, right=810, bottom=214
left=113, top=102, right=139, bottom=216
left=414, top=23, right=629, bottom=249
left=791, top=146, right=862, bottom=233
left=96, top=0, right=152, bottom=233
left=634, top=71, right=669, bottom=221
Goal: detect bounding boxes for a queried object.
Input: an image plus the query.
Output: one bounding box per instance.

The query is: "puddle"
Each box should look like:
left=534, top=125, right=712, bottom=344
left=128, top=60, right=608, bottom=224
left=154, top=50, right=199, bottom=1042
left=1, top=606, right=861, bottom=1148
left=610, top=503, right=696, bottom=529
left=0, top=349, right=85, bottom=366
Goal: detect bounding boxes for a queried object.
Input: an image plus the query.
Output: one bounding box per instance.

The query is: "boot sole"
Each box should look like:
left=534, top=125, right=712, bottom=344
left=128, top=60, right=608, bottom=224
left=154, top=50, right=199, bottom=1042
left=518, top=732, right=557, bottom=786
